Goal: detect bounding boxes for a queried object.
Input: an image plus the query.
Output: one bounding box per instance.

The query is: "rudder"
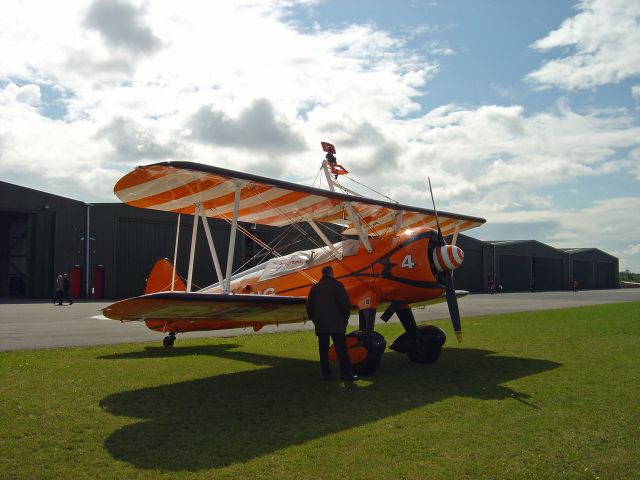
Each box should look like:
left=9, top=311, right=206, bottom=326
left=145, top=258, right=187, bottom=294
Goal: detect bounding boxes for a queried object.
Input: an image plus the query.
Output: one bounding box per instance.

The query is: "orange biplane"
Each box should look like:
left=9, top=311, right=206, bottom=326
left=102, top=143, right=485, bottom=375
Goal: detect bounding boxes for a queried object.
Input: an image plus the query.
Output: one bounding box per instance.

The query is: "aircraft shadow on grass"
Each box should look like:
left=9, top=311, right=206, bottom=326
left=98, top=345, right=561, bottom=471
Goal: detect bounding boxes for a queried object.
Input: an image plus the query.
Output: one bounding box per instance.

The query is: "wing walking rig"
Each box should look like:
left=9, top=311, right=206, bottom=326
left=102, top=142, right=485, bottom=374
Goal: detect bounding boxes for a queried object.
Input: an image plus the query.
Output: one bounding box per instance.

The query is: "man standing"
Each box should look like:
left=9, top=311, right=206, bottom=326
left=54, top=274, right=64, bottom=306
left=62, top=273, right=73, bottom=305
left=306, top=265, right=356, bottom=382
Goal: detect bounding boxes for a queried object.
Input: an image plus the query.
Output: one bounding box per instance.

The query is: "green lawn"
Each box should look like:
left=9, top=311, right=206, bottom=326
left=1, top=302, right=639, bottom=479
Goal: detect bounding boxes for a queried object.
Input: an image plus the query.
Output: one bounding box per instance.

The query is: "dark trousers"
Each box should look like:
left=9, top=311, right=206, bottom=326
left=55, top=290, right=72, bottom=305
left=318, top=333, right=351, bottom=379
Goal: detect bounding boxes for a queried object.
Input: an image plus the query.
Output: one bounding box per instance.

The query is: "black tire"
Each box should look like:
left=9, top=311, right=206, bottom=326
left=347, top=331, right=386, bottom=376
left=351, top=349, right=382, bottom=376
left=408, top=343, right=441, bottom=364
left=163, top=335, right=175, bottom=348
left=407, top=326, right=444, bottom=364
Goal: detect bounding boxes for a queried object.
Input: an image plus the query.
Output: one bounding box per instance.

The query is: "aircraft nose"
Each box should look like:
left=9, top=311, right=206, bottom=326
left=432, top=244, right=464, bottom=272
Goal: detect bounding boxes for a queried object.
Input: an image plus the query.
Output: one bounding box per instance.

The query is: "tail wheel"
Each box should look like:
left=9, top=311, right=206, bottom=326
left=345, top=331, right=387, bottom=376
left=163, top=333, right=176, bottom=348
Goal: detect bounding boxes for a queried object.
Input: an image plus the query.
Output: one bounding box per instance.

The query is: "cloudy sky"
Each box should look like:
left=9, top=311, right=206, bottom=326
left=1, top=0, right=639, bottom=271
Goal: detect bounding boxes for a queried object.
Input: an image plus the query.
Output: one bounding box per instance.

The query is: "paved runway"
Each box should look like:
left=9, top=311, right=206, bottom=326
left=1, top=289, right=638, bottom=351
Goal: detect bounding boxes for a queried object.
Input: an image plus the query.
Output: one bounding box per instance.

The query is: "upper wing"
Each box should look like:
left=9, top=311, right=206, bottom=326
left=114, top=161, right=485, bottom=238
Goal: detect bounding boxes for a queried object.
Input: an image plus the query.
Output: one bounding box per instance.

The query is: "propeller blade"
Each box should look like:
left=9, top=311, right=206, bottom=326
left=428, top=178, right=445, bottom=245
left=429, top=177, right=462, bottom=342
left=443, top=271, right=463, bottom=343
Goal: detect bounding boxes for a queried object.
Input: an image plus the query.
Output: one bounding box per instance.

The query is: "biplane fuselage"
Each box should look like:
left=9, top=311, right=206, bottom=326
left=222, top=228, right=441, bottom=306
left=118, top=227, right=447, bottom=335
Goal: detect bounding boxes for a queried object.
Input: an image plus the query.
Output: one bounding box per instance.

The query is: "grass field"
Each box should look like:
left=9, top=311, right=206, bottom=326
left=1, top=302, right=639, bottom=479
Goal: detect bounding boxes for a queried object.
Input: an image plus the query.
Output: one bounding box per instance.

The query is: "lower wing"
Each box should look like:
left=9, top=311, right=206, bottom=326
left=103, top=292, right=308, bottom=327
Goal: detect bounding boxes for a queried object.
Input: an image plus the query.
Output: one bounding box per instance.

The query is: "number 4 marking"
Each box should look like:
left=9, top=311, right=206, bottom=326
left=401, top=254, right=415, bottom=269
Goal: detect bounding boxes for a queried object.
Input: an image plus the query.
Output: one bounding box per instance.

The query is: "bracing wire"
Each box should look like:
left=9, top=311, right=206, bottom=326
left=311, top=165, right=323, bottom=188
left=343, top=176, right=398, bottom=204
left=205, top=202, right=320, bottom=286
left=245, top=185, right=373, bottom=289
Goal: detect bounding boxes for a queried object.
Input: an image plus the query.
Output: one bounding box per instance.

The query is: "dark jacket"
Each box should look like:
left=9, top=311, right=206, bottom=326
left=306, top=275, right=351, bottom=334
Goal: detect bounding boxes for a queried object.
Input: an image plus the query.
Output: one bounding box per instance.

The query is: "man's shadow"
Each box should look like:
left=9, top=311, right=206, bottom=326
left=98, top=345, right=560, bottom=471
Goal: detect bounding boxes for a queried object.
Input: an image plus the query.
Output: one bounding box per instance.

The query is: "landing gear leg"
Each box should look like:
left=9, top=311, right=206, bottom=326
left=163, top=331, right=176, bottom=348
left=390, top=308, right=446, bottom=364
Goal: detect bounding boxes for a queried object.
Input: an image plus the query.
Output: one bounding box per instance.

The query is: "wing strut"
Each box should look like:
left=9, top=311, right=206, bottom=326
left=186, top=207, right=199, bottom=291
left=307, top=220, right=342, bottom=259
left=196, top=203, right=225, bottom=286
left=322, top=159, right=337, bottom=192
left=171, top=213, right=181, bottom=291
left=224, top=183, right=242, bottom=293
left=394, top=210, right=404, bottom=233
left=345, top=203, right=373, bottom=253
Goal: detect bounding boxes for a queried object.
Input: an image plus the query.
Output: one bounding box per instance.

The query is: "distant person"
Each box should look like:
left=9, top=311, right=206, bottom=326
left=325, top=152, right=339, bottom=179
left=325, top=151, right=337, bottom=166
left=54, top=274, right=64, bottom=306
left=570, top=278, right=579, bottom=293
left=488, top=275, right=495, bottom=294
left=305, top=265, right=356, bottom=382
left=62, top=273, right=73, bottom=305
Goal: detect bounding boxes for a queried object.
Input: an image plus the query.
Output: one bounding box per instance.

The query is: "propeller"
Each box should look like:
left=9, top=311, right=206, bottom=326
left=428, top=178, right=463, bottom=343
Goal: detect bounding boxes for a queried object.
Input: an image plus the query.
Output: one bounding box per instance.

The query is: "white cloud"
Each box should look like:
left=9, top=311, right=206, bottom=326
left=472, top=197, right=640, bottom=272
left=96, top=116, right=188, bottom=162
left=0, top=83, right=41, bottom=106
left=84, top=0, right=163, bottom=57
left=188, top=99, right=305, bottom=155
left=526, top=0, right=640, bottom=90
left=0, top=0, right=639, bottom=272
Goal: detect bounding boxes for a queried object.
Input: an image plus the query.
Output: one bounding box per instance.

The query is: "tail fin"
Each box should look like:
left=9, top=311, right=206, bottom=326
left=145, top=258, right=187, bottom=294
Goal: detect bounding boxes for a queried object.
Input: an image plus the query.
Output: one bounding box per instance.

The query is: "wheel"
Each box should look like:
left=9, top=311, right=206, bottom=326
left=346, top=331, right=387, bottom=376
left=390, top=325, right=446, bottom=364
left=407, top=325, right=445, bottom=364
left=163, top=333, right=176, bottom=348
left=408, top=343, right=441, bottom=364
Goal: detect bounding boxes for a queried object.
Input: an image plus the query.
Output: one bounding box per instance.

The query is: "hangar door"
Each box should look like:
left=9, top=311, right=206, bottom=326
left=0, top=212, right=29, bottom=297
left=573, top=260, right=593, bottom=289
left=499, top=255, right=531, bottom=292
left=595, top=262, right=615, bottom=289
left=534, top=257, right=563, bottom=291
